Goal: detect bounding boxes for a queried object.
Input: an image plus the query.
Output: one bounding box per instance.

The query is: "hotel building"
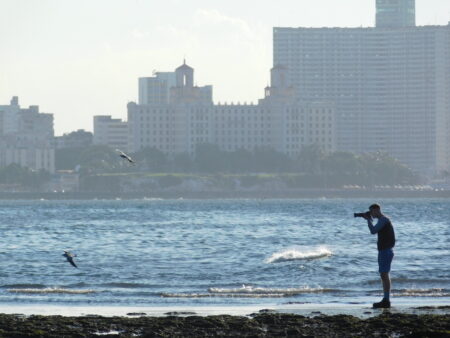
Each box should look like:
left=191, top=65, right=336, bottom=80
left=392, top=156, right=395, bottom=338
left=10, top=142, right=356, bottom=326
left=126, top=62, right=335, bottom=158
left=273, top=0, right=450, bottom=174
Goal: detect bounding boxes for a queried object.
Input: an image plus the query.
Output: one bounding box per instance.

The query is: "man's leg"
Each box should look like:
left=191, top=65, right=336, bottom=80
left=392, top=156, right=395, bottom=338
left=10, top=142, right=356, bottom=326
left=380, top=272, right=391, bottom=300
left=373, top=249, right=393, bottom=308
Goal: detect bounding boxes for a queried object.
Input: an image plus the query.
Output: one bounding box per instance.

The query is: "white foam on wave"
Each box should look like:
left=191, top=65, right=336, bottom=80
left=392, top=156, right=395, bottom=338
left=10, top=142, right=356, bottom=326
left=393, top=288, right=449, bottom=297
left=8, top=288, right=96, bottom=294
left=266, top=247, right=332, bottom=263
left=209, top=285, right=332, bottom=295
left=161, top=285, right=334, bottom=298
left=161, top=292, right=287, bottom=298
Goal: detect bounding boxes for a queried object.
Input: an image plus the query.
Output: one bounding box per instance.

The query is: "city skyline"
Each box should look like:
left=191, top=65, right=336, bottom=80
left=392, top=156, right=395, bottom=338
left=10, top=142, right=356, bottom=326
left=1, top=0, right=450, bottom=135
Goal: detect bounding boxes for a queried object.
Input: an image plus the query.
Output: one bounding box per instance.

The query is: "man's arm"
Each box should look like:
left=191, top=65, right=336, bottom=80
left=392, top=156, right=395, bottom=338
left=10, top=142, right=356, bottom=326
left=367, top=217, right=388, bottom=234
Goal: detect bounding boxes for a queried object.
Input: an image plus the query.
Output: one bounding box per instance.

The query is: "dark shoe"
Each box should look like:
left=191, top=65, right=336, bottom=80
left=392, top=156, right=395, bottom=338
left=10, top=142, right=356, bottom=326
left=373, top=298, right=391, bottom=308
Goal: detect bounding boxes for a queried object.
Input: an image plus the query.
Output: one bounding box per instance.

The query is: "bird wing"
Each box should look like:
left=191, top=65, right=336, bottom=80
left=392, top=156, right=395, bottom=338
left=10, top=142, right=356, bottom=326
left=68, top=257, right=78, bottom=268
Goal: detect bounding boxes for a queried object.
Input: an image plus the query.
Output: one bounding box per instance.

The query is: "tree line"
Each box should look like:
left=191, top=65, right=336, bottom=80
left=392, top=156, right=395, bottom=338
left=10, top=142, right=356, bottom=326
left=0, top=164, right=51, bottom=190
left=55, top=143, right=419, bottom=187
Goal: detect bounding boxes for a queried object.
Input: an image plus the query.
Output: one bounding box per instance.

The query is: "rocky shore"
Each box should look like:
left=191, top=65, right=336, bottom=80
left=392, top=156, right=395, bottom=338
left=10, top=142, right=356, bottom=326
left=0, top=311, right=449, bottom=337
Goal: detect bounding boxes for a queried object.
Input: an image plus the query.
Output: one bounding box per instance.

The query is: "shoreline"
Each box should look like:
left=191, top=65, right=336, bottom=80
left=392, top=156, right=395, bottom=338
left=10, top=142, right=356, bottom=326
left=0, top=304, right=448, bottom=337
left=1, top=189, right=450, bottom=200
left=1, top=301, right=449, bottom=317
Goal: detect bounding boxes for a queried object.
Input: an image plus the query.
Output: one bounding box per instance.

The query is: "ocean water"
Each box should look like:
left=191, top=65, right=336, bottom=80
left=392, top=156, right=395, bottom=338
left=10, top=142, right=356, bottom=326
left=0, top=199, right=448, bottom=309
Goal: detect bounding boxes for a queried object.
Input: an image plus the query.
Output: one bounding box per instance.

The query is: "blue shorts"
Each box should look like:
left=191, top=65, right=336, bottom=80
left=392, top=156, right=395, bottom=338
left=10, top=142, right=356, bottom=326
left=378, top=248, right=394, bottom=273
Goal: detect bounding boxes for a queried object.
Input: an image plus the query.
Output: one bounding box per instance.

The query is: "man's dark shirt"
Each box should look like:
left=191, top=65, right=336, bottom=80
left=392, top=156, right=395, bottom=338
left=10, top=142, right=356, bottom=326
left=368, top=216, right=396, bottom=251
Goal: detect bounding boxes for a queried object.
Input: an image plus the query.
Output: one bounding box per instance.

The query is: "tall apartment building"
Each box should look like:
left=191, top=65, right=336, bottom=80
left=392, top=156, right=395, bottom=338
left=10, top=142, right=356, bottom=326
left=0, top=96, right=19, bottom=134
left=127, top=62, right=335, bottom=157
left=273, top=0, right=450, bottom=174
left=93, top=115, right=128, bottom=150
left=0, top=96, right=55, bottom=173
left=139, top=72, right=176, bottom=105
left=376, top=0, right=415, bottom=28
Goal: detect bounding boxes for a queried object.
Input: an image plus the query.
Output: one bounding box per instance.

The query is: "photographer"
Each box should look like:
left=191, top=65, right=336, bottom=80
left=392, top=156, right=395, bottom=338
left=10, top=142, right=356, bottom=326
left=358, top=203, right=396, bottom=308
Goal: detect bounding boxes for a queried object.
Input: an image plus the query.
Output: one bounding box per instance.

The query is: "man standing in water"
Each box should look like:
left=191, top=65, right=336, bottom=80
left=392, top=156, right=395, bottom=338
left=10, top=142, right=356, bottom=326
left=364, top=203, right=395, bottom=308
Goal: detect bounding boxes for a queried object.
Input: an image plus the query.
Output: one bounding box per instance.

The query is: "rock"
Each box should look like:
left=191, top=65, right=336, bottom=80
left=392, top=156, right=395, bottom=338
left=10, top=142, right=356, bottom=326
left=259, top=309, right=276, bottom=313
left=164, top=311, right=196, bottom=316
left=0, top=312, right=447, bottom=337
left=126, top=312, right=147, bottom=316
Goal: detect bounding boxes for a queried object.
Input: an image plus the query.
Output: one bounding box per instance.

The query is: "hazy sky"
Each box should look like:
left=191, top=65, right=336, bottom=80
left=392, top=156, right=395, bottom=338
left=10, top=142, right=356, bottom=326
left=1, top=0, right=449, bottom=135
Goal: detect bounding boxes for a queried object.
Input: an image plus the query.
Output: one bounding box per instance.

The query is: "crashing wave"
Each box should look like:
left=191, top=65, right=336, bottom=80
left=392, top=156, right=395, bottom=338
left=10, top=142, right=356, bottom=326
left=266, top=247, right=332, bottom=263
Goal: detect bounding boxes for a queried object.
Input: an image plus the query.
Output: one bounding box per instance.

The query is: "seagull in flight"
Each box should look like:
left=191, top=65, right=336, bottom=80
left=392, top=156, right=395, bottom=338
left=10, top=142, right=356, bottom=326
left=116, top=149, right=135, bottom=164
left=63, top=251, right=78, bottom=268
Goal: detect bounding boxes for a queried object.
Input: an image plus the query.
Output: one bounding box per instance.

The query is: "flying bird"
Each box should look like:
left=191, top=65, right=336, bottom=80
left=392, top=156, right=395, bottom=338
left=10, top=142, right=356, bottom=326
left=63, top=251, right=78, bottom=268
left=116, top=149, right=135, bottom=164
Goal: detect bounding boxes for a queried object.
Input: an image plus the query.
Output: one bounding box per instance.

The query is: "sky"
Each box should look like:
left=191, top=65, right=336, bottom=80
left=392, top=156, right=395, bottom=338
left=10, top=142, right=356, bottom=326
left=1, top=0, right=449, bottom=135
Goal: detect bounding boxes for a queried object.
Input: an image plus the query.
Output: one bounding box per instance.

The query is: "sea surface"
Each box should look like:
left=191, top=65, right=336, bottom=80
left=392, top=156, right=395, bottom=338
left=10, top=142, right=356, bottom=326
left=0, top=199, right=448, bottom=309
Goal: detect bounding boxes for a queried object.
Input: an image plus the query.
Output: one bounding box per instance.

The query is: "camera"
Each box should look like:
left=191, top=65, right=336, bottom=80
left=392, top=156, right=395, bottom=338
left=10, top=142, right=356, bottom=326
left=354, top=211, right=370, bottom=218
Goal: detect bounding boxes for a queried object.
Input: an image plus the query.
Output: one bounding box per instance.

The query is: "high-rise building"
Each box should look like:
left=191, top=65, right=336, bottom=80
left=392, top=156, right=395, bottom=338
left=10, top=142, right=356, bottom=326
left=0, top=96, right=55, bottom=173
left=138, top=72, right=176, bottom=105
left=273, top=1, right=450, bottom=175
left=93, top=116, right=128, bottom=151
left=376, top=0, right=415, bottom=28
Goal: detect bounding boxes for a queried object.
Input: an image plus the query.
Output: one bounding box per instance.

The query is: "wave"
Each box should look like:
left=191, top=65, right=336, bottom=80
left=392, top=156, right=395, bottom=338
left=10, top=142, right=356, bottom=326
left=161, top=293, right=288, bottom=298
left=7, top=288, right=96, bottom=294
left=393, top=288, right=449, bottom=297
left=209, top=285, right=334, bottom=295
left=266, top=247, right=332, bottom=263
left=369, top=278, right=449, bottom=285
left=162, top=285, right=336, bottom=298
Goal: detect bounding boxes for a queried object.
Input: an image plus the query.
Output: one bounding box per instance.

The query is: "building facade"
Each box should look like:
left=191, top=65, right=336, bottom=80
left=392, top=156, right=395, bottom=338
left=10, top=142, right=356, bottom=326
left=139, top=72, right=176, bottom=105
left=93, top=115, right=128, bottom=150
left=127, top=62, right=335, bottom=157
left=273, top=1, right=450, bottom=174
left=0, top=96, right=55, bottom=173
left=376, top=0, right=415, bottom=28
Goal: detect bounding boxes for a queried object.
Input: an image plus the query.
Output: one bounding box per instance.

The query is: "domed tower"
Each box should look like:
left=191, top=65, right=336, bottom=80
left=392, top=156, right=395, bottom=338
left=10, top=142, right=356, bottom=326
left=175, top=60, right=194, bottom=88
left=263, top=64, right=294, bottom=102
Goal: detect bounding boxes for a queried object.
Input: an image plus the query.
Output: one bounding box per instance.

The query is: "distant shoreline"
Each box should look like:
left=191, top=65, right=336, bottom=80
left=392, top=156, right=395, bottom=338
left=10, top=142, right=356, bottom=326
left=1, top=189, right=450, bottom=200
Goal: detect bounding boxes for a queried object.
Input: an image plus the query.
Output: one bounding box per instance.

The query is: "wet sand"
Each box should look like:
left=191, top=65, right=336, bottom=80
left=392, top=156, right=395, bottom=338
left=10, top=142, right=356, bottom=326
left=0, top=306, right=448, bottom=337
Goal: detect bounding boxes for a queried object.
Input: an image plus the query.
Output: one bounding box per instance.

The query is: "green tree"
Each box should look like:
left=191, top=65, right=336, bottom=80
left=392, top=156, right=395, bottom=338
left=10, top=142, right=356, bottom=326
left=194, top=143, right=226, bottom=173
left=134, top=147, right=168, bottom=172
left=227, top=148, right=254, bottom=173
left=296, top=144, right=324, bottom=174
left=253, top=147, right=292, bottom=172
left=78, top=145, right=122, bottom=174
left=172, top=153, right=194, bottom=172
left=0, top=164, right=50, bottom=190
left=55, top=147, right=83, bottom=170
left=360, top=152, right=418, bottom=186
